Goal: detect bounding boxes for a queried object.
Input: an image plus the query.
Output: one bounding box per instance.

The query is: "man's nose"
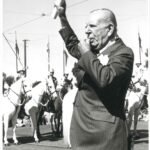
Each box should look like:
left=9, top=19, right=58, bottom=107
left=85, top=26, right=91, bottom=35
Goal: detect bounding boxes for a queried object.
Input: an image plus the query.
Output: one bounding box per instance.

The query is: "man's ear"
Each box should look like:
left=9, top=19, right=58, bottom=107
left=107, top=24, right=115, bottom=37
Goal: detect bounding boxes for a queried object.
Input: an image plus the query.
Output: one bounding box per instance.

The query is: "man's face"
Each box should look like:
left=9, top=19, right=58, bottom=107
left=85, top=12, right=110, bottom=53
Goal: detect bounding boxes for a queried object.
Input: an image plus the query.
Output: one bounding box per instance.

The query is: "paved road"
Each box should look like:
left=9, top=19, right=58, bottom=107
left=2, top=120, right=148, bottom=150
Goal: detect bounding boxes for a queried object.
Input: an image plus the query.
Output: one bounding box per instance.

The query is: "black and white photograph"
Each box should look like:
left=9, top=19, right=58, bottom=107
left=1, top=0, right=149, bottom=150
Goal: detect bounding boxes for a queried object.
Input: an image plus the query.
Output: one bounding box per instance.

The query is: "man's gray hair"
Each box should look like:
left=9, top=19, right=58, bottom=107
left=90, top=8, right=117, bottom=27
left=90, top=8, right=118, bottom=38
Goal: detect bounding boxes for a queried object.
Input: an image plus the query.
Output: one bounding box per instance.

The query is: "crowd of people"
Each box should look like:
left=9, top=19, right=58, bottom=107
left=2, top=60, right=148, bottom=128
left=2, top=68, right=74, bottom=125
left=125, top=60, right=149, bottom=139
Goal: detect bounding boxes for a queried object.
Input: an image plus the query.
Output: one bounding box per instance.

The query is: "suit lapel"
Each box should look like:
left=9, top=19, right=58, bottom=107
left=101, top=38, right=125, bottom=56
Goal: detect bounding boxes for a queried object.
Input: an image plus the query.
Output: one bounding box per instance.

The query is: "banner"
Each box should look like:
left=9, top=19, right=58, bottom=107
left=63, top=49, right=68, bottom=74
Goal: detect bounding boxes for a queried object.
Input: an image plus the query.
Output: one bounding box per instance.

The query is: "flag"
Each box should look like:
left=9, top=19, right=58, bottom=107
left=15, top=31, right=19, bottom=54
left=63, top=49, right=68, bottom=67
left=47, top=40, right=50, bottom=50
left=15, top=35, right=20, bottom=73
left=138, top=32, right=142, bottom=49
left=15, top=41, right=19, bottom=54
left=15, top=41, right=19, bottom=73
left=63, top=48, right=68, bottom=74
left=138, top=32, right=143, bottom=64
left=47, top=40, right=50, bottom=72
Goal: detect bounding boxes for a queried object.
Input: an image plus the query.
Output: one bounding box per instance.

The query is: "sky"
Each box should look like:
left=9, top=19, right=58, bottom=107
left=2, top=0, right=149, bottom=82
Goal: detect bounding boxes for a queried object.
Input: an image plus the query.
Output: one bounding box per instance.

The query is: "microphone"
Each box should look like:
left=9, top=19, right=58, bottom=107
left=51, top=0, right=64, bottom=19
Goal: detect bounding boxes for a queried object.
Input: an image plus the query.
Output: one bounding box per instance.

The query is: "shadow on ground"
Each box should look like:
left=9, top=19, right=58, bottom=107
left=133, top=129, right=149, bottom=144
left=6, top=132, right=63, bottom=145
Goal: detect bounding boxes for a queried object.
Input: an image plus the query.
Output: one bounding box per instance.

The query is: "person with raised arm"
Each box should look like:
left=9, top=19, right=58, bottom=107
left=54, top=1, right=134, bottom=149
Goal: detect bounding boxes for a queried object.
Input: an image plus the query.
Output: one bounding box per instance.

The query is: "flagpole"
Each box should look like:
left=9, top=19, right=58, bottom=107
left=63, top=44, right=68, bottom=76
left=138, top=28, right=142, bottom=65
left=3, top=33, right=23, bottom=67
left=47, top=36, right=50, bottom=75
left=138, top=33, right=142, bottom=65
left=23, top=39, right=29, bottom=77
left=63, top=43, right=67, bottom=75
left=15, top=31, right=18, bottom=73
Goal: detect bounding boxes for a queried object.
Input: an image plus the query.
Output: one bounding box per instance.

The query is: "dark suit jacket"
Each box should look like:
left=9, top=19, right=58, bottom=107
left=60, top=26, right=134, bottom=150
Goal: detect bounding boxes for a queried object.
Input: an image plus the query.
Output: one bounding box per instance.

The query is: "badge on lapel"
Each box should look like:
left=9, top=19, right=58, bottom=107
left=97, top=54, right=109, bottom=65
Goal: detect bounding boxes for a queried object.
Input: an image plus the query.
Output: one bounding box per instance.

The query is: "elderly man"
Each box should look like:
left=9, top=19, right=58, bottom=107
left=55, top=1, right=134, bottom=150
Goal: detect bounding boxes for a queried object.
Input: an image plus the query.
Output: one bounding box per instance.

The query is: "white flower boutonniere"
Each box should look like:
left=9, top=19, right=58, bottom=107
left=98, top=54, right=109, bottom=65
